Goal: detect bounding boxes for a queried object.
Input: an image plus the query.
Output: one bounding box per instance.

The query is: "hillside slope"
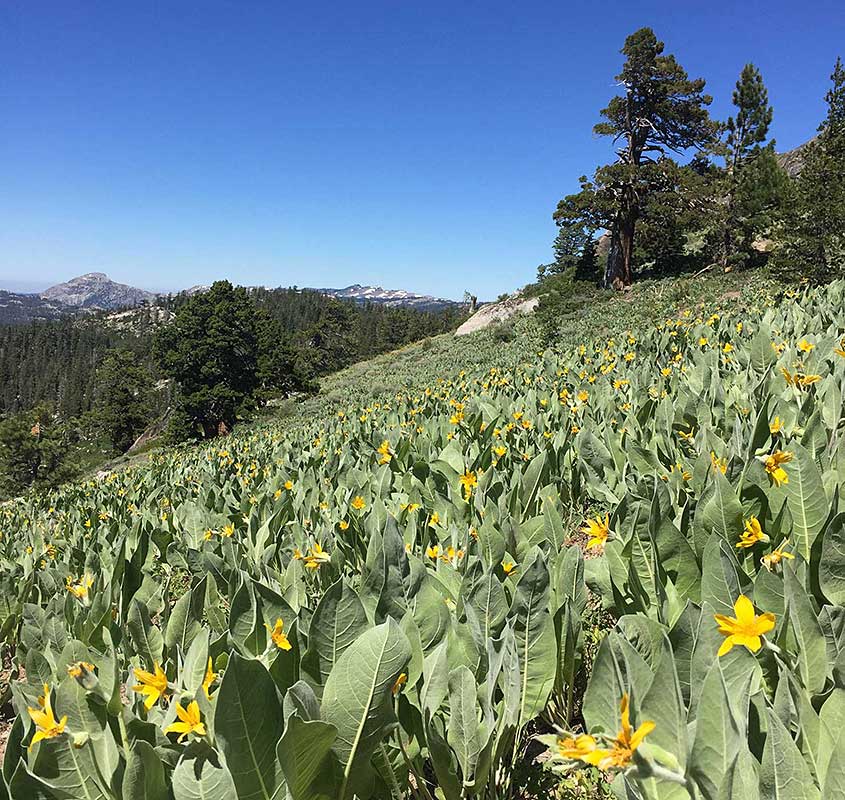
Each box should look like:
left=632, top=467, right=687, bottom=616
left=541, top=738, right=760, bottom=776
left=2, top=271, right=844, bottom=798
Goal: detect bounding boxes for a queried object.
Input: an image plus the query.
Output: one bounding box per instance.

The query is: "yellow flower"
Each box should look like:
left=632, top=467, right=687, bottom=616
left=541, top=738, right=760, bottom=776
left=834, top=338, right=845, bottom=358
left=304, top=543, right=330, bottom=570
left=736, top=517, right=766, bottom=549
left=165, top=700, right=206, bottom=742
left=338, top=520, right=349, bottom=531
left=581, top=515, right=610, bottom=551
left=769, top=416, right=783, bottom=434
left=26, top=684, right=67, bottom=750
left=714, top=594, right=775, bottom=656
left=501, top=560, right=517, bottom=576
left=284, top=480, right=294, bottom=491
left=202, top=658, right=217, bottom=698
left=351, top=496, right=366, bottom=511
left=442, top=546, right=464, bottom=563
left=221, top=523, right=235, bottom=537
left=66, top=574, right=94, bottom=600
left=67, top=661, right=96, bottom=680
left=597, top=694, right=655, bottom=769
left=429, top=512, right=440, bottom=528
left=426, top=544, right=440, bottom=560
left=761, top=540, right=796, bottom=571
left=377, top=440, right=392, bottom=464
left=266, top=618, right=292, bottom=651
left=797, top=339, right=815, bottom=353
left=677, top=428, right=695, bottom=442
left=558, top=734, right=606, bottom=766
left=763, top=450, right=792, bottom=487
left=133, top=662, right=169, bottom=710
left=493, top=445, right=507, bottom=457
left=392, top=673, right=407, bottom=695
left=459, top=470, right=478, bottom=501
left=710, top=452, right=728, bottom=474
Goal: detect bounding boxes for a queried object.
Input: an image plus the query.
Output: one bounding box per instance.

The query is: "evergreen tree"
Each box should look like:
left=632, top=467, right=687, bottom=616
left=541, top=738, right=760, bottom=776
left=91, top=348, right=154, bottom=453
left=776, top=57, right=845, bottom=281
left=716, top=64, right=787, bottom=269
left=555, top=28, right=715, bottom=288
left=0, top=405, right=78, bottom=497
left=154, top=281, right=264, bottom=439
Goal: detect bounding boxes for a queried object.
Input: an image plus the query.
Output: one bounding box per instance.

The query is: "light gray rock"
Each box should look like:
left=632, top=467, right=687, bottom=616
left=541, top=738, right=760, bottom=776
left=455, top=293, right=539, bottom=336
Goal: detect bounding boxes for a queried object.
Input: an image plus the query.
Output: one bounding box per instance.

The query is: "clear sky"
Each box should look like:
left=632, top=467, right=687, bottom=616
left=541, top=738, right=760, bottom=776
left=1, top=1, right=843, bottom=299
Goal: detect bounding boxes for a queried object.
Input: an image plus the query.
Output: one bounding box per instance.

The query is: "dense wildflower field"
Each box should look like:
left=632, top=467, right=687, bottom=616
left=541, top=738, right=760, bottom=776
left=2, top=275, right=845, bottom=799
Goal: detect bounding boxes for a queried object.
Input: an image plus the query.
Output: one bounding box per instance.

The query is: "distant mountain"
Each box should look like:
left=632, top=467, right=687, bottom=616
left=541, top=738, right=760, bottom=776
left=41, top=272, right=154, bottom=309
left=313, top=284, right=459, bottom=311
left=0, top=274, right=461, bottom=326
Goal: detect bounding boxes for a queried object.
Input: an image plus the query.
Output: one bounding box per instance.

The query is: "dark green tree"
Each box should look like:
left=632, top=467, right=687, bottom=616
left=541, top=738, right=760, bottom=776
left=716, top=64, right=787, bottom=269
left=154, top=281, right=264, bottom=439
left=776, top=57, right=845, bottom=281
left=91, top=348, right=154, bottom=453
left=0, top=405, right=78, bottom=497
left=556, top=28, right=716, bottom=288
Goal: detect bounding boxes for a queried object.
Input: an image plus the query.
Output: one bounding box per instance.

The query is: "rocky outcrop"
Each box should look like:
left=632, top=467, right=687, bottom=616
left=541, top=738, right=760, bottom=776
left=455, top=292, right=539, bottom=336
left=777, top=138, right=817, bottom=178
left=41, top=273, right=154, bottom=309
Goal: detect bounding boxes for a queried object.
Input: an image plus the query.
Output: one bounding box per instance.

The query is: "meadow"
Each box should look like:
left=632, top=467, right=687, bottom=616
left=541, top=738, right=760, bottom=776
left=1, top=273, right=844, bottom=799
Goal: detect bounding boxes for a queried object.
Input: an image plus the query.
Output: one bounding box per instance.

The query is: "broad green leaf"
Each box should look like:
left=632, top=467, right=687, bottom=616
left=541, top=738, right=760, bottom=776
left=784, top=563, right=827, bottom=695
left=640, top=635, right=687, bottom=768
left=693, top=469, right=743, bottom=555
left=447, top=666, right=484, bottom=786
left=819, top=513, right=845, bottom=605
left=688, top=660, right=744, bottom=800
left=172, top=746, right=237, bottom=800
left=214, top=652, right=285, bottom=800
left=123, top=741, right=167, bottom=800
left=164, top=584, right=204, bottom=655
left=321, top=619, right=411, bottom=800
left=510, top=547, right=556, bottom=729
left=701, top=535, right=748, bottom=617
left=782, top=442, right=828, bottom=561
left=760, top=709, right=820, bottom=800
left=301, top=579, right=368, bottom=693
left=276, top=717, right=339, bottom=800
left=29, top=735, right=113, bottom=800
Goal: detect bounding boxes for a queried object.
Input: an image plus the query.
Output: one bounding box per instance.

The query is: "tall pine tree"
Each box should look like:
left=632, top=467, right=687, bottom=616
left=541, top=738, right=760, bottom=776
left=596, top=28, right=715, bottom=287
left=717, top=64, right=786, bottom=269
left=776, top=57, right=845, bottom=281
left=555, top=28, right=716, bottom=288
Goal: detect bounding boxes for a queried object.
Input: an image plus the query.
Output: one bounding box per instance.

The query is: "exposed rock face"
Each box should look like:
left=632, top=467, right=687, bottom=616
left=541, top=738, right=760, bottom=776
left=455, top=292, right=539, bottom=336
left=777, top=138, right=817, bottom=178
left=41, top=273, right=154, bottom=309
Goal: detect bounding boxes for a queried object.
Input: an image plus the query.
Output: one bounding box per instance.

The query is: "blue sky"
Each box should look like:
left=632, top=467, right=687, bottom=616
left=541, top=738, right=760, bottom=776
left=1, top=1, right=842, bottom=299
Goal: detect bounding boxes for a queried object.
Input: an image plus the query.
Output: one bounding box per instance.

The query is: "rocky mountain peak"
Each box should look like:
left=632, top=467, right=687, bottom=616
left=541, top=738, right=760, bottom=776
left=41, top=273, right=154, bottom=309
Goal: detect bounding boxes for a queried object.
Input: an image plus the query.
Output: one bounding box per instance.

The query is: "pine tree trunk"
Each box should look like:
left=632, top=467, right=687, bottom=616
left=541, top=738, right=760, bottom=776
left=604, top=211, right=636, bottom=289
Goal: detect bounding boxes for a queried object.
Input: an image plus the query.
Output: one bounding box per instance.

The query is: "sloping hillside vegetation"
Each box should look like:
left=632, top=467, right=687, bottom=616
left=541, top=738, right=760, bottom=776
left=1, top=272, right=844, bottom=798
left=0, top=287, right=464, bottom=498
